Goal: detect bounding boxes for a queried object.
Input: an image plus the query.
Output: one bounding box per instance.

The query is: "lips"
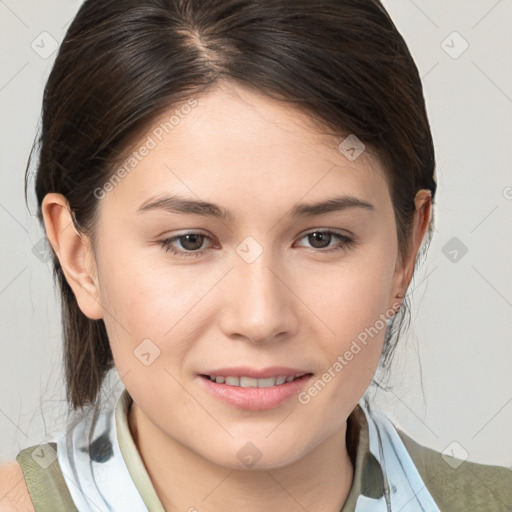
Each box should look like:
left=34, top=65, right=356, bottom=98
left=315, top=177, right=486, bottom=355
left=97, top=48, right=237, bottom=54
left=197, top=366, right=313, bottom=410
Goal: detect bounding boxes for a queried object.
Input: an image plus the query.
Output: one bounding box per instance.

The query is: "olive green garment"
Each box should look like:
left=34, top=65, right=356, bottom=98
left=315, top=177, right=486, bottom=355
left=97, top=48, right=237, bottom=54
left=15, top=442, right=77, bottom=511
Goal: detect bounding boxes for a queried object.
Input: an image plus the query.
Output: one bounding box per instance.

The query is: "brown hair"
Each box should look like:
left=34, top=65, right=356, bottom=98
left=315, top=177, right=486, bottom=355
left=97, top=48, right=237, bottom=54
left=25, top=0, right=436, bottom=410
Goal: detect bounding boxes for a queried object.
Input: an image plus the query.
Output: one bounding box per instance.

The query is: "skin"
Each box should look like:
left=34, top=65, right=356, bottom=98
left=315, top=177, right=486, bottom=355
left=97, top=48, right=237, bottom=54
left=0, top=461, right=34, bottom=511
left=40, top=81, right=431, bottom=512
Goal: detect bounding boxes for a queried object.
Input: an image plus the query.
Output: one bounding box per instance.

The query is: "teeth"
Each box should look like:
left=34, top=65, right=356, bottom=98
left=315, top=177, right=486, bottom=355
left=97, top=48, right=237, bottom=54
left=208, top=375, right=303, bottom=387
left=240, top=376, right=258, bottom=387
left=256, top=377, right=278, bottom=387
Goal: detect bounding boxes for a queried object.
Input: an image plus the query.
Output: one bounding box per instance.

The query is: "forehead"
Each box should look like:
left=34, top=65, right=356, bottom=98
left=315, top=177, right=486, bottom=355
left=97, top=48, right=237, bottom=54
left=101, top=82, right=390, bottom=217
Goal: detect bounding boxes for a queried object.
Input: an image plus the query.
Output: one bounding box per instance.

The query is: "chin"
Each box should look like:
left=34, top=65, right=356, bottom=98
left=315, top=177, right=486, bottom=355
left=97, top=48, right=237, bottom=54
left=198, top=439, right=307, bottom=472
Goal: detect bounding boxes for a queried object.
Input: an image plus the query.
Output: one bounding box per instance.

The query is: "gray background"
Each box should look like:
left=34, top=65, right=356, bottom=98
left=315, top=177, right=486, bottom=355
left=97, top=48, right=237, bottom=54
left=1, top=0, right=511, bottom=468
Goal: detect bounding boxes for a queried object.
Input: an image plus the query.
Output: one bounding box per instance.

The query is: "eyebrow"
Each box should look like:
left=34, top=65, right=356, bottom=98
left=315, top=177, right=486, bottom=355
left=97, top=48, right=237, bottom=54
left=136, top=194, right=375, bottom=220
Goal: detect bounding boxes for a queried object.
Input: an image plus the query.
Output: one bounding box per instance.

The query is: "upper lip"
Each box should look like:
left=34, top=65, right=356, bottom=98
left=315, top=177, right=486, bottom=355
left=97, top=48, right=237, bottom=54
left=200, top=366, right=312, bottom=379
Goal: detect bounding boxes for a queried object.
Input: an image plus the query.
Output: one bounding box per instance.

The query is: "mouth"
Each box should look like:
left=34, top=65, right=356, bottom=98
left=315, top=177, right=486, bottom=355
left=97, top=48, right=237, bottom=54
left=197, top=369, right=314, bottom=410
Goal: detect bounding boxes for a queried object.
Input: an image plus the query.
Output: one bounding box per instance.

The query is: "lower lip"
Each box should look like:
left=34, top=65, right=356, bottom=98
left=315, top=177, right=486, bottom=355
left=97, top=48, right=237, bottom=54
left=199, top=374, right=313, bottom=411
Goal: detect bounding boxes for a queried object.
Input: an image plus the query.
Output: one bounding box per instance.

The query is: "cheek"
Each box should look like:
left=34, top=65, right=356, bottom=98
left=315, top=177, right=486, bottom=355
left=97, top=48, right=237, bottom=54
left=304, top=242, right=396, bottom=339
left=299, top=242, right=396, bottom=393
left=96, top=246, right=220, bottom=367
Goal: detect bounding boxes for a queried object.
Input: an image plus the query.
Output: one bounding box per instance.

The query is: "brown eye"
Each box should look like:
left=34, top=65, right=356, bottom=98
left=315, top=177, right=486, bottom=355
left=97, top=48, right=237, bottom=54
left=158, top=232, right=213, bottom=258
left=178, top=234, right=206, bottom=251
left=307, top=231, right=333, bottom=249
left=296, top=230, right=355, bottom=253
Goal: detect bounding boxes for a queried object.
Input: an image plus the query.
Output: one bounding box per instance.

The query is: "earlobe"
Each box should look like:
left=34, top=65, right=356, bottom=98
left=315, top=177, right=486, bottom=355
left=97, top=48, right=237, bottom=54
left=41, top=193, right=104, bottom=320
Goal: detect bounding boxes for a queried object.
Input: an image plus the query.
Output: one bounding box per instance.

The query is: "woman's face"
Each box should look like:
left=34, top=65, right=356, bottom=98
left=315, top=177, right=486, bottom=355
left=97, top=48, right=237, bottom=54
left=74, top=82, right=413, bottom=469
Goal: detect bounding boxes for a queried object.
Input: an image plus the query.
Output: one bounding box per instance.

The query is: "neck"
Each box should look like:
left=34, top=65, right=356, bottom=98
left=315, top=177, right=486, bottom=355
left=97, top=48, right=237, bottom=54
left=129, top=403, right=355, bottom=512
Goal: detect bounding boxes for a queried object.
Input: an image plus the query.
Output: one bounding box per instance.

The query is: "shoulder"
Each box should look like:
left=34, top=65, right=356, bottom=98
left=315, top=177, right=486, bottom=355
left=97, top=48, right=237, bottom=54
left=0, top=461, right=34, bottom=512
left=396, top=428, right=512, bottom=511
left=10, top=442, right=77, bottom=512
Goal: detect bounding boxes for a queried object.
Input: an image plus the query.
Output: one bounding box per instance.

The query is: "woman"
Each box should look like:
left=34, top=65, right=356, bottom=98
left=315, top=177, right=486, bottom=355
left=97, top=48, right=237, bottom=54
left=1, top=0, right=510, bottom=510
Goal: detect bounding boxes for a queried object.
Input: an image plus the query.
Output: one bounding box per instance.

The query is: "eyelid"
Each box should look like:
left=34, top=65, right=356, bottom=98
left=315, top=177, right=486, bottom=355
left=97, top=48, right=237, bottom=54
left=294, top=229, right=355, bottom=250
left=158, top=228, right=356, bottom=258
left=157, top=231, right=215, bottom=258
left=296, top=227, right=355, bottom=242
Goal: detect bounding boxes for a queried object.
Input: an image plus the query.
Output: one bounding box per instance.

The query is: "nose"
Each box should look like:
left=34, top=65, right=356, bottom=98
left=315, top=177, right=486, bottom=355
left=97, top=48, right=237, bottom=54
left=217, top=247, right=299, bottom=345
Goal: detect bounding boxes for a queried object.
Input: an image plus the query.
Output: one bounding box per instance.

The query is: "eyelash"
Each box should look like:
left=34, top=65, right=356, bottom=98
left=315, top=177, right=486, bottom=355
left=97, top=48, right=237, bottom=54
left=157, top=230, right=355, bottom=259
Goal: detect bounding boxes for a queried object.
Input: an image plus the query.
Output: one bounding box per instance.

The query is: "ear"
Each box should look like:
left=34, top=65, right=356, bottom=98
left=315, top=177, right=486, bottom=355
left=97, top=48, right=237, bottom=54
left=41, top=193, right=104, bottom=320
left=389, top=189, right=432, bottom=312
